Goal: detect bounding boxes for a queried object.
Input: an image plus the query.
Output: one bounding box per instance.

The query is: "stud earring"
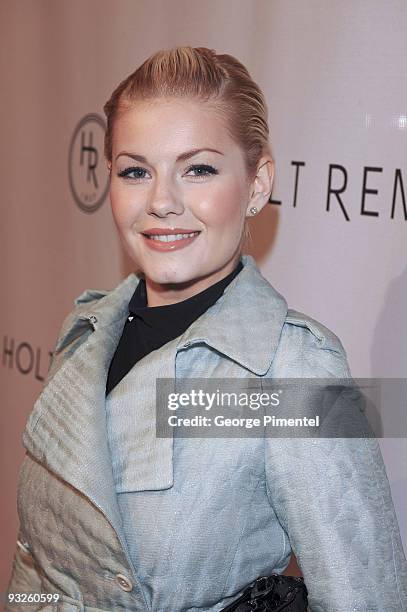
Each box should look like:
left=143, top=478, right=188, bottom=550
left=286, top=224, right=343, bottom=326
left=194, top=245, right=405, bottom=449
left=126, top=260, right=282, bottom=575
left=249, top=206, right=258, bottom=216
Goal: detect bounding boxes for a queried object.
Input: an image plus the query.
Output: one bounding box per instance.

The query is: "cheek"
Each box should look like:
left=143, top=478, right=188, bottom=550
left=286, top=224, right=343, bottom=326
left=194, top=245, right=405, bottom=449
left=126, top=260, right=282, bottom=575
left=196, top=181, right=247, bottom=227
left=109, top=188, right=136, bottom=228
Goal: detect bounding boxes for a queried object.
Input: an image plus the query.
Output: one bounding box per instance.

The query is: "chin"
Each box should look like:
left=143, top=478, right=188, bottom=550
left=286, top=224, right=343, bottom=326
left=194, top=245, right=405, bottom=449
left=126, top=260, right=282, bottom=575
left=142, top=261, right=208, bottom=286
left=149, top=270, right=197, bottom=286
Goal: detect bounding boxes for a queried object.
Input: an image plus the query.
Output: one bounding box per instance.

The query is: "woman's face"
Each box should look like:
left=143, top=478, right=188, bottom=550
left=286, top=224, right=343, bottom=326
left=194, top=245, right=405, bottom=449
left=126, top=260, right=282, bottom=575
left=109, top=97, right=254, bottom=304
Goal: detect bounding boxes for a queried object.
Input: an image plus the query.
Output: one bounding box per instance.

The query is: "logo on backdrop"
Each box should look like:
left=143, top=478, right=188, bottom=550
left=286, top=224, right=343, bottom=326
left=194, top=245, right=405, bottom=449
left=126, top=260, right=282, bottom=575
left=269, top=161, right=406, bottom=221
left=2, top=335, right=52, bottom=382
left=68, top=113, right=109, bottom=213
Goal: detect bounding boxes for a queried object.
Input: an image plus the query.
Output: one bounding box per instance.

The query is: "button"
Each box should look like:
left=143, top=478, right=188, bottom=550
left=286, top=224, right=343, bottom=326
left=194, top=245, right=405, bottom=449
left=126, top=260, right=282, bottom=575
left=183, top=341, right=191, bottom=348
left=88, top=315, right=98, bottom=325
left=115, top=573, right=133, bottom=592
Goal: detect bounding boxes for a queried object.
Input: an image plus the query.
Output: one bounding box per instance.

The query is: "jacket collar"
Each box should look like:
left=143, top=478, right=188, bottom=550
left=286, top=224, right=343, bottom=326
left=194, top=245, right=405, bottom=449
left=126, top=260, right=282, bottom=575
left=73, top=254, right=288, bottom=376
left=175, top=254, right=288, bottom=375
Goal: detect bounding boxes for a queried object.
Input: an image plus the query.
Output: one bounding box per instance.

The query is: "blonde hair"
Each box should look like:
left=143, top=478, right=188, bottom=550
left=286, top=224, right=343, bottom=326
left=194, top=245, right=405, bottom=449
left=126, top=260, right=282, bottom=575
left=103, top=46, right=272, bottom=182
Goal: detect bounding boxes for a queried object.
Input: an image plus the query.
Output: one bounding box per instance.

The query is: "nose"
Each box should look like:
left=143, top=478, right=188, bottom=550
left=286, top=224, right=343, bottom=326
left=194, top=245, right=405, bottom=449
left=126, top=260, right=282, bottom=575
left=146, top=174, right=185, bottom=218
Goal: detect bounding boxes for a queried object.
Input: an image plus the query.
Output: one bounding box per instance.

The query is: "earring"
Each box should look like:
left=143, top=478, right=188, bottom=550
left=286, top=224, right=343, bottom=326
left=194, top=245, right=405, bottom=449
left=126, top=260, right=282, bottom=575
left=249, top=206, right=258, bottom=216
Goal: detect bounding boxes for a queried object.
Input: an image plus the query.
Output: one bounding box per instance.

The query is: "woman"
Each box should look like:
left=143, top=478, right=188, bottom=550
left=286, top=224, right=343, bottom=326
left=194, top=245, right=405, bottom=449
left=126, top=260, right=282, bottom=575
left=6, top=47, right=407, bottom=611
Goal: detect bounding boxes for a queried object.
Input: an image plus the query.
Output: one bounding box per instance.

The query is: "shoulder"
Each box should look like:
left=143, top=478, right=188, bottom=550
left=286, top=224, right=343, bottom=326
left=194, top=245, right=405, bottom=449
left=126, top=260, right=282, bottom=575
left=52, top=272, right=138, bottom=356
left=43, top=287, right=110, bottom=386
left=43, top=273, right=138, bottom=387
left=73, top=287, right=110, bottom=306
left=284, top=308, right=346, bottom=354
left=275, top=308, right=351, bottom=378
left=57, top=287, right=109, bottom=341
left=242, top=257, right=351, bottom=377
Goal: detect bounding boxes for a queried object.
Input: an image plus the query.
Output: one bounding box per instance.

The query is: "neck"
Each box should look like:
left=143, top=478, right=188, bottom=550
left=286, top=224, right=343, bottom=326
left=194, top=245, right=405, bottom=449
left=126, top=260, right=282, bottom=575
left=144, top=254, right=242, bottom=307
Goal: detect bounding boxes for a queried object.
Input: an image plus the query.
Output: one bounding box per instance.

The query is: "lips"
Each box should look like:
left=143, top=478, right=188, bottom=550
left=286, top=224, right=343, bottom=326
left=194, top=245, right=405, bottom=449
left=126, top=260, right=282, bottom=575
left=141, top=228, right=201, bottom=251
left=144, top=232, right=200, bottom=242
left=142, top=228, right=201, bottom=242
left=142, top=227, right=201, bottom=235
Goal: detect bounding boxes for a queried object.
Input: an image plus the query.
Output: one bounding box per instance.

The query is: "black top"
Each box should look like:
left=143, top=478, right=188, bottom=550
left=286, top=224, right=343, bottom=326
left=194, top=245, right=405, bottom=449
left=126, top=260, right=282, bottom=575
left=105, top=259, right=243, bottom=396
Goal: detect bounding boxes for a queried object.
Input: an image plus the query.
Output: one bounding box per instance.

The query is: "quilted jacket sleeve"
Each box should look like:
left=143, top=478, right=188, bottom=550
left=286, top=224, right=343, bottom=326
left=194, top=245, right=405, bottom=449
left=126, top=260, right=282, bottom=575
left=264, top=323, right=407, bottom=611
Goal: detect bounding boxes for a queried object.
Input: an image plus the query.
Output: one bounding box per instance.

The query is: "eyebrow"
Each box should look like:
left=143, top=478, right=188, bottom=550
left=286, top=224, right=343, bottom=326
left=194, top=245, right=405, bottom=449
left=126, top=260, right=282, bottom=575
left=115, top=147, right=224, bottom=163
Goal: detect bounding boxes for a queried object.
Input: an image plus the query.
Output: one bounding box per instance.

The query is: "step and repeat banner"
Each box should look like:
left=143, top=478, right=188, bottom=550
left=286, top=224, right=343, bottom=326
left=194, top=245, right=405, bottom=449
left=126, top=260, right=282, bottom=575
left=1, top=0, right=406, bottom=593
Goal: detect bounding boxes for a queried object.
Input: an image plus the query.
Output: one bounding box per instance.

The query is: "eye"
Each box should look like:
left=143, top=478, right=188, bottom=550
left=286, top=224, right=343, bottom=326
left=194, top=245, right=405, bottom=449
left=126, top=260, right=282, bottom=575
left=185, top=164, right=218, bottom=178
left=117, top=166, right=149, bottom=180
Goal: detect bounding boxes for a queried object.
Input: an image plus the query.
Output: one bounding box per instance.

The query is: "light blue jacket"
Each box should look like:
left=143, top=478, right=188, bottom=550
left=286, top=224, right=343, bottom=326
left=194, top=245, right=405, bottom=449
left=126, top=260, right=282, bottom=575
left=6, top=254, right=407, bottom=611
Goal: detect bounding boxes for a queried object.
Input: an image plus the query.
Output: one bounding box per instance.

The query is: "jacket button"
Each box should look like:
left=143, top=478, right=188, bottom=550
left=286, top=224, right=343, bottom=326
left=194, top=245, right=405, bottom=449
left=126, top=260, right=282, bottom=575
left=115, top=573, right=133, bottom=592
left=88, top=315, right=98, bottom=325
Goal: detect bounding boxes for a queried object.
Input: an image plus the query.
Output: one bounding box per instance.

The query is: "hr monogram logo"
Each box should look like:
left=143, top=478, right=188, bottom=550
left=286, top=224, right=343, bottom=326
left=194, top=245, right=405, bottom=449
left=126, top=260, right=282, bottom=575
left=68, top=113, right=109, bottom=213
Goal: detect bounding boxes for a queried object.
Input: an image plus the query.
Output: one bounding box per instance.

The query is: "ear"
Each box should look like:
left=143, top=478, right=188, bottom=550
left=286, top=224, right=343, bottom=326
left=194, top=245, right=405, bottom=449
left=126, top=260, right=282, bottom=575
left=246, top=157, right=274, bottom=217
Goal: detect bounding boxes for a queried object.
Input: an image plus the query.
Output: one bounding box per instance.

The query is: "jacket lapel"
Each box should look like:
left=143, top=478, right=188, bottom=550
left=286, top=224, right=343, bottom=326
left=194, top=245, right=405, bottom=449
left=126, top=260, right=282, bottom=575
left=22, top=272, right=141, bottom=538
left=175, top=255, right=288, bottom=375
left=104, top=340, right=176, bottom=493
